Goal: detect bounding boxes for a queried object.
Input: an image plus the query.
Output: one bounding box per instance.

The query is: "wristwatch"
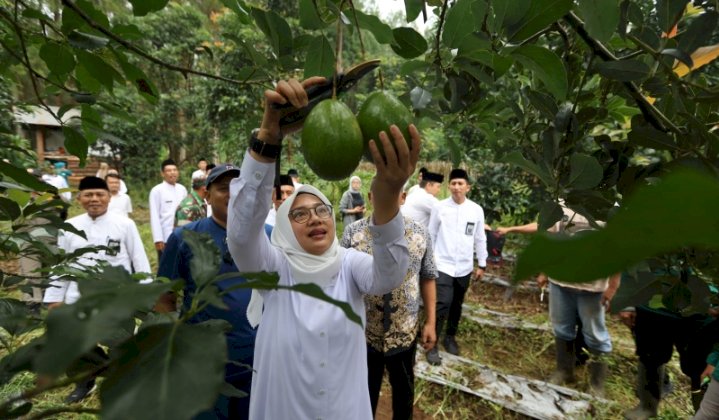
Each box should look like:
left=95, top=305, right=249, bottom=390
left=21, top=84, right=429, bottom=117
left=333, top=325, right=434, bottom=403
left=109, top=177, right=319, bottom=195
left=249, top=129, right=282, bottom=159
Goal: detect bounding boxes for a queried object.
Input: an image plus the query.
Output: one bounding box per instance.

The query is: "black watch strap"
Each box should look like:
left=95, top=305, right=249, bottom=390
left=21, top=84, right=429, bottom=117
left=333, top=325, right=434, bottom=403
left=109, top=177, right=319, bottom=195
left=249, top=129, right=282, bottom=159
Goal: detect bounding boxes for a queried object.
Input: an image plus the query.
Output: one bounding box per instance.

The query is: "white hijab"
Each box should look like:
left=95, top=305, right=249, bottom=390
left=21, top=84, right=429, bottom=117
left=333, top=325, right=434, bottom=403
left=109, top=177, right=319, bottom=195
left=247, top=185, right=343, bottom=327
left=270, top=184, right=343, bottom=285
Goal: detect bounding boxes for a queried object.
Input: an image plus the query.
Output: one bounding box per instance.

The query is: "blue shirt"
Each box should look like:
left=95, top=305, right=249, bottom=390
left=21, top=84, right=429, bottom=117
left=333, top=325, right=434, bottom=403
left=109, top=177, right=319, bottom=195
left=158, top=217, right=256, bottom=382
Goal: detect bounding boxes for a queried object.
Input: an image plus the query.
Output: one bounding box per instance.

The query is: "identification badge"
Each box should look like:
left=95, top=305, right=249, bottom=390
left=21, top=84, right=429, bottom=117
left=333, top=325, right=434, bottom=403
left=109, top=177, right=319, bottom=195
left=107, top=238, right=121, bottom=256
left=465, top=222, right=475, bottom=236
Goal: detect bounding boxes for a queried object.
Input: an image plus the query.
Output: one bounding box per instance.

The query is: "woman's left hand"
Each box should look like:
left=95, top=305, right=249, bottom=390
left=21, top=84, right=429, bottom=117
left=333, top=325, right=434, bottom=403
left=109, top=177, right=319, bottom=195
left=369, top=124, right=420, bottom=192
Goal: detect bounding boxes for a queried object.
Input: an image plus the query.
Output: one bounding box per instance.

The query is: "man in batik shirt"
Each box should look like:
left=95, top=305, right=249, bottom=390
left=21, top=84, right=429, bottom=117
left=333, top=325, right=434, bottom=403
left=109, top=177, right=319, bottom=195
left=341, top=182, right=437, bottom=420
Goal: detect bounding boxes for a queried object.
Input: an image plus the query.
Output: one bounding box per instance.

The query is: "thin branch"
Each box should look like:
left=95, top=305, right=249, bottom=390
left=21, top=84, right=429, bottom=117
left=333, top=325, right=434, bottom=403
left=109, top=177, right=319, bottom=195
left=0, top=37, right=83, bottom=96
left=60, top=0, right=263, bottom=87
left=434, top=0, right=450, bottom=69
left=564, top=11, right=682, bottom=135
left=347, top=0, right=366, bottom=61
left=0, top=7, right=60, bottom=122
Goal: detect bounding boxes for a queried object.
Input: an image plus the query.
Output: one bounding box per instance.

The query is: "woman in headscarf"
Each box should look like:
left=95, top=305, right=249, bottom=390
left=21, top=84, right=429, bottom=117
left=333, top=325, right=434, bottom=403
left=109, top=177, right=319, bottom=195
left=339, top=175, right=365, bottom=227
left=227, top=77, right=421, bottom=420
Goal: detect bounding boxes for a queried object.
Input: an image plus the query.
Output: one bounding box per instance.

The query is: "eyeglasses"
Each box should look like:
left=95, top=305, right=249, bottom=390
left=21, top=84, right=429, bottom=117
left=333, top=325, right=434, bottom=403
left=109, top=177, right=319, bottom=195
left=288, top=203, right=333, bottom=224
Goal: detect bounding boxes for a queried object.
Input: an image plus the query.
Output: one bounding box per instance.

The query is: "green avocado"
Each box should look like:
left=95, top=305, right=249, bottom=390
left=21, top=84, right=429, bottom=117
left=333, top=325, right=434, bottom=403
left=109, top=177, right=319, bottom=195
left=357, top=91, right=413, bottom=162
left=301, top=99, right=364, bottom=180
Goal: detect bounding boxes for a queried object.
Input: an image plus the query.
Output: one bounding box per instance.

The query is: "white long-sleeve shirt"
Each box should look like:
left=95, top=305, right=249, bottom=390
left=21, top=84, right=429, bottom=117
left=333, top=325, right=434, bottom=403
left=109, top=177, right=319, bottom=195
left=42, top=174, right=71, bottom=202
left=43, top=212, right=151, bottom=304
left=227, top=150, right=409, bottom=420
left=149, top=181, right=187, bottom=243
left=108, top=193, right=133, bottom=217
left=428, top=196, right=488, bottom=277
left=401, top=187, right=438, bottom=227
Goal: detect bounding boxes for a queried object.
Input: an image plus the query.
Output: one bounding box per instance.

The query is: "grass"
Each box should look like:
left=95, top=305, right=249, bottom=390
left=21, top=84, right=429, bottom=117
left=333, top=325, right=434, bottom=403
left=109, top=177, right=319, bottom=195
left=409, top=270, right=696, bottom=419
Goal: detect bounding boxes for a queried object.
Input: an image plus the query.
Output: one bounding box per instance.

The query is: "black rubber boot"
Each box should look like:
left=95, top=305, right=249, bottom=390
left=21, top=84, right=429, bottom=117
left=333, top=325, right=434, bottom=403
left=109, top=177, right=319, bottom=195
left=624, top=362, right=661, bottom=420
left=549, top=338, right=576, bottom=385
left=588, top=351, right=609, bottom=398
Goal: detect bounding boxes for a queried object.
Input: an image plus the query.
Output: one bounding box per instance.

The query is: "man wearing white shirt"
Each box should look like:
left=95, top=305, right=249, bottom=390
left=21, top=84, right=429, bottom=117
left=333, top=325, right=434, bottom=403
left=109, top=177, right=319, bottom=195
left=106, top=173, right=132, bottom=217
left=191, top=157, right=208, bottom=181
left=149, top=159, right=187, bottom=259
left=42, top=170, right=71, bottom=203
left=263, top=174, right=295, bottom=237
left=43, top=176, right=150, bottom=402
left=401, top=170, right=443, bottom=226
left=426, top=168, right=488, bottom=365
left=406, top=167, right=427, bottom=196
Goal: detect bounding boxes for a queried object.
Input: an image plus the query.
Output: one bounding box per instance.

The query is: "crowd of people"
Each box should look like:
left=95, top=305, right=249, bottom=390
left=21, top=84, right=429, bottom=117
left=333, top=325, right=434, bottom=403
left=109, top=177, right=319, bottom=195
left=16, top=77, right=719, bottom=420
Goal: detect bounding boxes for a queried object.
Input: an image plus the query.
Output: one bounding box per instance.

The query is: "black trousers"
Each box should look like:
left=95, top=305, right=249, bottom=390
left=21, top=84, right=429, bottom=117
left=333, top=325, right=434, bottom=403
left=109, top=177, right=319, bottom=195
left=635, top=306, right=719, bottom=389
left=436, top=271, right=471, bottom=337
left=367, top=343, right=417, bottom=420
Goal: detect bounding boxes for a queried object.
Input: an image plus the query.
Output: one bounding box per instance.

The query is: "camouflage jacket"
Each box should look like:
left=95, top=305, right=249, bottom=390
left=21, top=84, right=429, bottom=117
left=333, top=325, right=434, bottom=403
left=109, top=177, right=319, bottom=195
left=175, top=190, right=206, bottom=227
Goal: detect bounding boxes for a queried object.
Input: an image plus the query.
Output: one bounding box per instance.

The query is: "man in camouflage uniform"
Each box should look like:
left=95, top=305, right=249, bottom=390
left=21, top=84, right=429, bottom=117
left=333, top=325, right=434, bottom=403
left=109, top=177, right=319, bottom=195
left=175, top=172, right=208, bottom=227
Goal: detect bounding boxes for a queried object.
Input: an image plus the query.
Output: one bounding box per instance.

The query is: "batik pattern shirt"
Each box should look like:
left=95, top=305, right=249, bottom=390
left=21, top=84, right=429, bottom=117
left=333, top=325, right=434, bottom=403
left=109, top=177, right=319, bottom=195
left=341, top=216, right=438, bottom=355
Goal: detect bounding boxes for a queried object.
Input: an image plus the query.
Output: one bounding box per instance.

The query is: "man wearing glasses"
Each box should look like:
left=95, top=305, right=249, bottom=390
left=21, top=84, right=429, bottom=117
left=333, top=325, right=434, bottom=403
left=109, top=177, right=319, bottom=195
left=157, top=164, right=256, bottom=420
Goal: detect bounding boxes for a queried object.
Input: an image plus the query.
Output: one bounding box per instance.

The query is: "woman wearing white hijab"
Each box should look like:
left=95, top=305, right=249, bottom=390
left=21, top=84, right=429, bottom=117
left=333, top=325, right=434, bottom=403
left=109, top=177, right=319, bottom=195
left=339, top=175, right=366, bottom=227
left=227, top=77, right=421, bottom=420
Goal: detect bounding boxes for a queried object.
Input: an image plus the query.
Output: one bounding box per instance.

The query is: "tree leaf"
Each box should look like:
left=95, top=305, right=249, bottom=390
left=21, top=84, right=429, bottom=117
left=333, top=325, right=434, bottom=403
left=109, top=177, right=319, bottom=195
left=353, top=10, right=394, bottom=44
left=674, top=44, right=719, bottom=77
left=101, top=321, right=228, bottom=420
left=595, top=59, right=650, bottom=81
left=491, top=0, right=530, bottom=33
left=299, top=0, right=326, bottom=29
left=391, top=27, right=428, bottom=59
left=568, top=153, right=603, bottom=189
left=112, top=49, right=158, bottom=104
left=657, top=0, right=689, bottom=34
left=500, top=150, right=554, bottom=187
left=67, top=30, right=109, bottom=50
left=0, top=338, right=44, bottom=386
left=0, top=161, right=54, bottom=193
left=661, top=48, right=693, bottom=69
left=507, top=0, right=573, bottom=42
left=76, top=51, right=122, bottom=93
left=62, top=126, right=89, bottom=167
left=0, top=197, right=22, bottom=221
left=39, top=43, right=76, bottom=75
left=404, top=0, right=424, bottom=22
left=182, top=230, right=221, bottom=288
left=251, top=8, right=294, bottom=63
left=220, top=0, right=252, bottom=24
left=538, top=200, right=563, bottom=231
left=678, top=11, right=718, bottom=55
left=128, top=0, right=170, bottom=16
left=35, top=266, right=172, bottom=376
left=0, top=298, right=40, bottom=336
left=303, top=35, right=335, bottom=78
left=442, top=0, right=478, bottom=48
left=515, top=169, right=719, bottom=282
left=576, top=0, right=620, bottom=43
left=512, top=45, right=568, bottom=100
left=627, top=125, right=678, bottom=150
left=409, top=86, right=432, bottom=110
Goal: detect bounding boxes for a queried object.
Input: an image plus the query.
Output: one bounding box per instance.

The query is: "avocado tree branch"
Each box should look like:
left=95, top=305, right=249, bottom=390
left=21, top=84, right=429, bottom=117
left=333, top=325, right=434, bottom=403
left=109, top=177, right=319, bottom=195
left=434, top=0, right=450, bottom=70
left=0, top=7, right=60, bottom=122
left=563, top=11, right=682, bottom=135
left=60, top=0, right=263, bottom=87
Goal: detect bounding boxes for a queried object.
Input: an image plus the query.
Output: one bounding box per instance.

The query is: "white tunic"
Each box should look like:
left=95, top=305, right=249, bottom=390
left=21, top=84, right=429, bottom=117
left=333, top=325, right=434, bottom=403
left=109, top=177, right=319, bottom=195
left=401, top=187, right=438, bottom=227
left=108, top=193, right=133, bottom=217
left=43, top=212, right=150, bottom=304
left=149, top=181, right=187, bottom=243
left=227, top=151, right=409, bottom=420
left=42, top=174, right=71, bottom=202
left=428, top=197, right=488, bottom=277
